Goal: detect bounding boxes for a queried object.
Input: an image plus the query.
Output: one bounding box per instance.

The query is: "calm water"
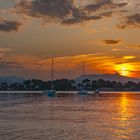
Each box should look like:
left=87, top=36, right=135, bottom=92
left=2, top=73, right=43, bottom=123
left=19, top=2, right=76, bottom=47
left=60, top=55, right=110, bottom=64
left=0, top=92, right=140, bottom=140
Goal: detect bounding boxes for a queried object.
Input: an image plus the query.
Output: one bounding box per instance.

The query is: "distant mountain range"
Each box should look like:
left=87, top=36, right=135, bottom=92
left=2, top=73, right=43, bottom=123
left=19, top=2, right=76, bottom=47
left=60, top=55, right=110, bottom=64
left=75, top=73, right=140, bottom=83
left=0, top=74, right=139, bottom=85
left=0, top=76, right=25, bottom=84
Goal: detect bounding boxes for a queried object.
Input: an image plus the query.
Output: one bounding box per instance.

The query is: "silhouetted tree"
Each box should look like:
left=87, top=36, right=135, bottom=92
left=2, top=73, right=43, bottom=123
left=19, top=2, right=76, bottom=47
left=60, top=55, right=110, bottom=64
left=0, top=78, right=139, bottom=91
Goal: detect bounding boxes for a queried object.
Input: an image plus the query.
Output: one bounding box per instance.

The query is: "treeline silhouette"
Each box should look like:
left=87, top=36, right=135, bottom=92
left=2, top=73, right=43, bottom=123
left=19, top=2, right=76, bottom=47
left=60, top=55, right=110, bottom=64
left=0, top=79, right=140, bottom=91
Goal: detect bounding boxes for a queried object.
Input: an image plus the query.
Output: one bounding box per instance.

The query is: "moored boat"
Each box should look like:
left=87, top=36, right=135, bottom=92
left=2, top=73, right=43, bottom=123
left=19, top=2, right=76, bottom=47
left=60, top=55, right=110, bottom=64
left=44, top=57, right=56, bottom=97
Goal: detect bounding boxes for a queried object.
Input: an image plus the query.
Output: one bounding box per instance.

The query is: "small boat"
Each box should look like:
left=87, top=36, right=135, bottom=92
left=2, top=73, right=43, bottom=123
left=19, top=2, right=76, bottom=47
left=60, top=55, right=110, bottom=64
left=46, top=89, right=56, bottom=97
left=78, top=90, right=88, bottom=95
left=44, top=57, right=56, bottom=97
left=94, top=89, right=100, bottom=94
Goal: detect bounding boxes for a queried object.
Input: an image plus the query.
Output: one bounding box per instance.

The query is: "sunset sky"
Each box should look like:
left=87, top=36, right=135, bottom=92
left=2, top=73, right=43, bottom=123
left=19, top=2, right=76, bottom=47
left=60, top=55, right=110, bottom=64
left=0, top=0, right=140, bottom=80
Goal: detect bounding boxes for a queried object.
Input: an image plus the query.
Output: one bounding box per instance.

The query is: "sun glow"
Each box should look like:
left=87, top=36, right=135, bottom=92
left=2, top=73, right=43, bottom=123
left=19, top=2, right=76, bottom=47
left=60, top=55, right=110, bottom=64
left=115, top=63, right=134, bottom=77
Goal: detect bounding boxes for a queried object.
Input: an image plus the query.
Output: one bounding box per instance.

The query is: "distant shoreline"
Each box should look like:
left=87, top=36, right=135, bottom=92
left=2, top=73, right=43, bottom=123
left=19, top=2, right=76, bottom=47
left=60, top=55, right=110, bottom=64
left=0, top=91, right=140, bottom=94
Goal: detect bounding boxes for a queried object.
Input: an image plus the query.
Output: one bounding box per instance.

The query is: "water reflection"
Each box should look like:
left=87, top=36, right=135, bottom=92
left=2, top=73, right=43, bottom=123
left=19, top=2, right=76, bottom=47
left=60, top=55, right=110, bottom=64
left=115, top=93, right=134, bottom=139
left=0, top=92, right=139, bottom=140
left=120, top=93, right=132, bottom=121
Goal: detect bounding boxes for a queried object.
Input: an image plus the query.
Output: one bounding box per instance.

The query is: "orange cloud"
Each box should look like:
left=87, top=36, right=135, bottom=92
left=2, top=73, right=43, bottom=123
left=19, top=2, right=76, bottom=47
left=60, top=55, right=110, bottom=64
left=128, top=44, right=140, bottom=49
left=1, top=53, right=140, bottom=79
left=123, top=56, right=136, bottom=60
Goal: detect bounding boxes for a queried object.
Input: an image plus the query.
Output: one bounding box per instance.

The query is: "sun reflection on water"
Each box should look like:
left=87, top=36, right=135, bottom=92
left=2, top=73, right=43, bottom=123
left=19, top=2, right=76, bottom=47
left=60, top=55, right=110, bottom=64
left=120, top=93, right=130, bottom=121
left=115, top=93, right=134, bottom=139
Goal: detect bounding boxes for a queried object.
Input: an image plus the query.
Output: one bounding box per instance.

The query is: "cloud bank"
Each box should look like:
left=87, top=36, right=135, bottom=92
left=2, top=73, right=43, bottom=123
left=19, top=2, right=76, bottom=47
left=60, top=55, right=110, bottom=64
left=117, top=13, right=140, bottom=29
left=15, top=0, right=130, bottom=25
left=1, top=53, right=140, bottom=79
left=0, top=0, right=140, bottom=32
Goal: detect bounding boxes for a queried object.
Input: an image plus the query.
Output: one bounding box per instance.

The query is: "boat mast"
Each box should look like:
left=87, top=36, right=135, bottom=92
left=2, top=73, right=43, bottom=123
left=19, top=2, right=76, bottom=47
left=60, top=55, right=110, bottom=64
left=51, top=57, right=54, bottom=89
left=83, top=61, right=85, bottom=77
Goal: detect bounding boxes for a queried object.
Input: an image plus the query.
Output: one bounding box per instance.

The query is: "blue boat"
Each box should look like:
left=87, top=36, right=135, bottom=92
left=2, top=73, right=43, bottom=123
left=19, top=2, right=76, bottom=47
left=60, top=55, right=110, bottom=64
left=78, top=90, right=88, bottom=95
left=45, top=90, right=56, bottom=97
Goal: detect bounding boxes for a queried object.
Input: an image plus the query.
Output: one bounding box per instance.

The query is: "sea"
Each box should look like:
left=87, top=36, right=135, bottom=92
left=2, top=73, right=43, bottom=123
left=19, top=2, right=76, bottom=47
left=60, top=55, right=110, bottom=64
left=0, top=92, right=139, bottom=140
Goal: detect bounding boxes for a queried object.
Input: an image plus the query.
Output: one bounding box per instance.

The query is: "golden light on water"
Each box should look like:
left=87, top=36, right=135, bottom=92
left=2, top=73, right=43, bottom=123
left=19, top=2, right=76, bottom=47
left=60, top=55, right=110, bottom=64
left=119, top=93, right=133, bottom=121
left=120, top=94, right=129, bottom=121
left=115, top=63, right=134, bottom=77
left=115, top=93, right=134, bottom=139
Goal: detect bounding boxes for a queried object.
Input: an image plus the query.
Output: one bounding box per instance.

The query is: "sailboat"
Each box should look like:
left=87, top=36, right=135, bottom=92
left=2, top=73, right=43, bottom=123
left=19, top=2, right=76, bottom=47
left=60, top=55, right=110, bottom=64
left=44, top=57, right=56, bottom=97
left=78, top=61, right=88, bottom=95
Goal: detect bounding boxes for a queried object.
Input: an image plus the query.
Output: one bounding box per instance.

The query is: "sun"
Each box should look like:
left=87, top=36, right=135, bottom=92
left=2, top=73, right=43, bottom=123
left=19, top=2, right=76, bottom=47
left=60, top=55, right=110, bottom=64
left=115, top=63, right=133, bottom=77
left=120, top=67, right=129, bottom=76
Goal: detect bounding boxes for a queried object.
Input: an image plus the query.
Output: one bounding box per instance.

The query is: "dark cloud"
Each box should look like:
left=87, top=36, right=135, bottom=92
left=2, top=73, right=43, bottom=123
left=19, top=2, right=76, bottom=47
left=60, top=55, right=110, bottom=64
left=0, top=60, right=23, bottom=69
left=100, top=11, right=113, bottom=17
left=103, top=40, right=122, bottom=45
left=85, top=0, right=128, bottom=12
left=117, top=13, right=140, bottom=29
left=15, top=0, right=128, bottom=25
left=0, top=20, right=22, bottom=32
left=16, top=0, right=75, bottom=22
left=62, top=15, right=102, bottom=25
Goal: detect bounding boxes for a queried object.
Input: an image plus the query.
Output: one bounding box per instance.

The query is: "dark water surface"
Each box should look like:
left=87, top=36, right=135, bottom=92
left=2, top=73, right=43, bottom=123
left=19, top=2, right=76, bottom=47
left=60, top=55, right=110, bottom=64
left=0, top=92, right=140, bottom=140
